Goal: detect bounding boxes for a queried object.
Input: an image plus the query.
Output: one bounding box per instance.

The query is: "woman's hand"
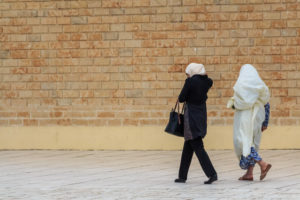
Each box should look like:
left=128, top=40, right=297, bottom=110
left=227, top=97, right=235, bottom=109
left=261, top=126, right=267, bottom=132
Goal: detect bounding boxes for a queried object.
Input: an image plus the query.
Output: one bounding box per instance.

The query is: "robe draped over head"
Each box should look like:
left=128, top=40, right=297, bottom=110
left=228, top=64, right=270, bottom=159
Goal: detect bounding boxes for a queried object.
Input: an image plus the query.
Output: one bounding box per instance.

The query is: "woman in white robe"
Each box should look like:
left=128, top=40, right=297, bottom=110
left=227, top=64, right=272, bottom=181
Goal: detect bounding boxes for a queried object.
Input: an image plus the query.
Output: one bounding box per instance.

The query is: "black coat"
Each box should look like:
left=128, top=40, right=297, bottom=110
left=178, top=75, right=213, bottom=139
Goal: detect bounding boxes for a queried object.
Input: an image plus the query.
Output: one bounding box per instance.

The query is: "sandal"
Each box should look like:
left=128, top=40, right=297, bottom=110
left=238, top=175, right=253, bottom=181
left=260, top=164, right=272, bottom=181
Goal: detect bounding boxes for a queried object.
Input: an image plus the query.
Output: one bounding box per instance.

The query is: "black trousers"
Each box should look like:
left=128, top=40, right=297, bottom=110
left=178, top=137, right=217, bottom=180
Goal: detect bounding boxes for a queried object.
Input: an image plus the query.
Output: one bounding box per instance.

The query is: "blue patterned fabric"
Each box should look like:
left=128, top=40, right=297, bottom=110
left=262, top=103, right=270, bottom=127
left=239, top=147, right=262, bottom=170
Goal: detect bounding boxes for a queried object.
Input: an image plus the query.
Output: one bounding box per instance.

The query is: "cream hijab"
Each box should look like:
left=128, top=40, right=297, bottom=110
left=185, top=63, right=206, bottom=77
left=233, top=64, right=270, bottom=110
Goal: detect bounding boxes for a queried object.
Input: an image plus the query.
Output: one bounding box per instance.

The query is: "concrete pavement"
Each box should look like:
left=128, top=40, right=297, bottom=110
left=0, top=150, right=299, bottom=199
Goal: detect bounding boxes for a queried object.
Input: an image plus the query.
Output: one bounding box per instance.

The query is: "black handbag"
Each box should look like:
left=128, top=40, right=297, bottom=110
left=164, top=100, right=185, bottom=137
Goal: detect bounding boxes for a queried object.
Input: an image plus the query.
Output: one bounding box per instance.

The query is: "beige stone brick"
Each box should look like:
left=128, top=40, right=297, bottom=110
left=150, top=0, right=167, bottom=6
left=221, top=5, right=239, bottom=12
left=183, top=0, right=197, bottom=5
left=132, top=0, right=149, bottom=7
left=23, top=119, right=38, bottom=126
left=125, top=89, right=143, bottom=98
left=289, top=89, right=300, bottom=96
left=41, top=17, right=57, bottom=25
left=32, top=26, right=48, bottom=33
left=26, top=2, right=40, bottom=9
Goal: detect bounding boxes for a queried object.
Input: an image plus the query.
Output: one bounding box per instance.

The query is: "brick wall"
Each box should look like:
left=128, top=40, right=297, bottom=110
left=0, top=0, right=300, bottom=127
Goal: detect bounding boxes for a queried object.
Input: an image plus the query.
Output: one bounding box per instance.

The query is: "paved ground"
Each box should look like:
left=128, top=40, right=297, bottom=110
left=0, top=150, right=299, bottom=200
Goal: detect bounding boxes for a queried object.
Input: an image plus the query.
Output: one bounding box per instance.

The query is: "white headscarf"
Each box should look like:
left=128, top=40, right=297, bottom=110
left=185, top=63, right=206, bottom=77
left=232, top=64, right=270, bottom=110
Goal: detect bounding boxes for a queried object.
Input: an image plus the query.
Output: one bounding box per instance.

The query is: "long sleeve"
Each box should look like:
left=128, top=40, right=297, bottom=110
left=262, top=103, right=270, bottom=127
left=178, top=78, right=190, bottom=103
left=207, top=78, right=213, bottom=89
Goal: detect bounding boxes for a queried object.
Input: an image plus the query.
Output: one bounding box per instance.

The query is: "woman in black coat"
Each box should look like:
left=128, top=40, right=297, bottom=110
left=175, top=63, right=218, bottom=184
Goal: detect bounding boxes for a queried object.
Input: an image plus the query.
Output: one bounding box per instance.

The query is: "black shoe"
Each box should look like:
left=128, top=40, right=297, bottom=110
left=174, top=178, right=186, bottom=183
left=204, top=174, right=217, bottom=184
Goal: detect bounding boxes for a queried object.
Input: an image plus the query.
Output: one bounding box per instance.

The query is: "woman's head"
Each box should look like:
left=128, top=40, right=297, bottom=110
left=233, top=64, right=270, bottom=108
left=185, top=63, right=206, bottom=78
left=237, top=64, right=262, bottom=84
left=239, top=64, right=259, bottom=77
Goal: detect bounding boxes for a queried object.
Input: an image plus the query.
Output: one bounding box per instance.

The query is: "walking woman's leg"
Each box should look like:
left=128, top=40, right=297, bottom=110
left=239, top=165, right=254, bottom=181
left=257, top=159, right=272, bottom=181
left=190, top=137, right=217, bottom=184
left=176, top=140, right=193, bottom=182
left=249, top=147, right=272, bottom=181
left=246, top=165, right=254, bottom=177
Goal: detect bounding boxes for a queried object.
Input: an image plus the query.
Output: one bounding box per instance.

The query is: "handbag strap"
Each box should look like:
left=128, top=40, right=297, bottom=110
left=174, top=100, right=186, bottom=114
left=181, top=102, right=186, bottom=114
left=175, top=99, right=185, bottom=125
left=173, top=99, right=179, bottom=112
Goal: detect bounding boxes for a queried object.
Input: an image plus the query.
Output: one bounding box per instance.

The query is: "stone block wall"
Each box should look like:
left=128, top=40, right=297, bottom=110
left=0, top=0, right=300, bottom=127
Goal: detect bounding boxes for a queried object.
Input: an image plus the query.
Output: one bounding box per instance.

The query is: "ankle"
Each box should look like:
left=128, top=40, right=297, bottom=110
left=257, top=160, right=266, bottom=168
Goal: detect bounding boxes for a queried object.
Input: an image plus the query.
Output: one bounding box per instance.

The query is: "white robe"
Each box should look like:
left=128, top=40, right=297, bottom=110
left=227, top=64, right=270, bottom=159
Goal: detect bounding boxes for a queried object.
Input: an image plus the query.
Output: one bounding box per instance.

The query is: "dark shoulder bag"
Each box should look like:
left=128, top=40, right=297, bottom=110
left=164, top=100, right=185, bottom=137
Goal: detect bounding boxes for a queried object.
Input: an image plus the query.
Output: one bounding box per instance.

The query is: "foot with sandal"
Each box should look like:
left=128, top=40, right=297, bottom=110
left=239, top=160, right=272, bottom=181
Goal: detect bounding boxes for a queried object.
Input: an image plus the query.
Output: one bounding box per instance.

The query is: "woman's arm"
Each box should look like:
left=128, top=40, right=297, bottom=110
left=262, top=103, right=270, bottom=132
left=207, top=77, right=213, bottom=89
left=178, top=78, right=190, bottom=103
